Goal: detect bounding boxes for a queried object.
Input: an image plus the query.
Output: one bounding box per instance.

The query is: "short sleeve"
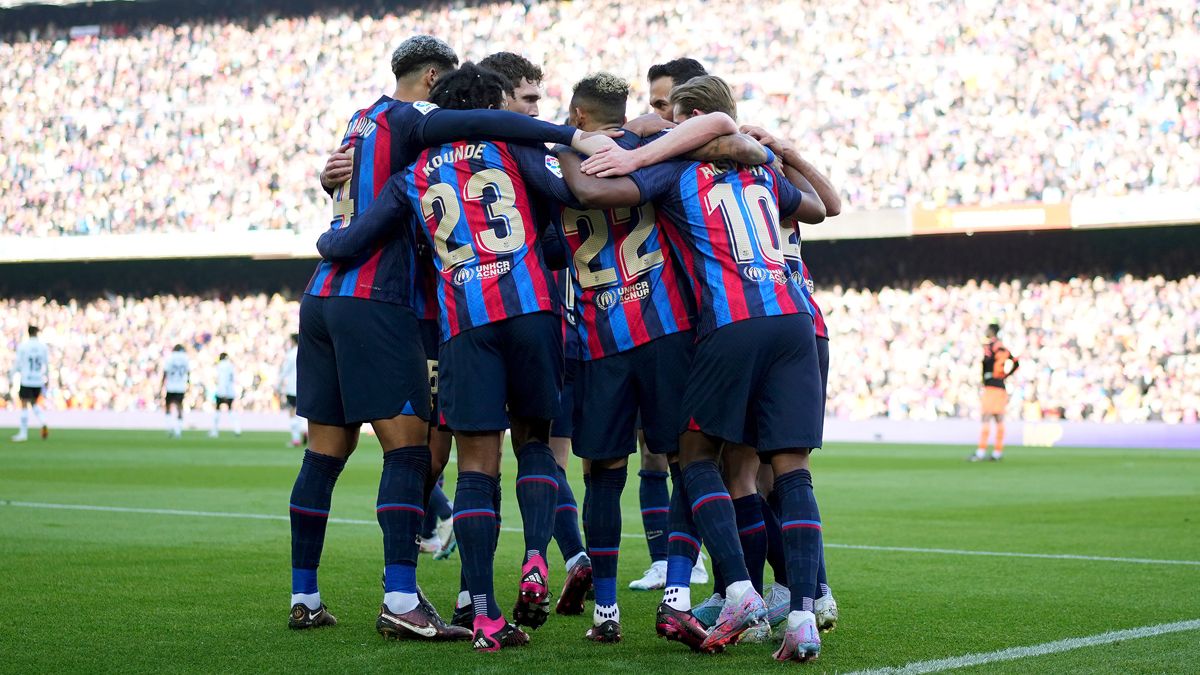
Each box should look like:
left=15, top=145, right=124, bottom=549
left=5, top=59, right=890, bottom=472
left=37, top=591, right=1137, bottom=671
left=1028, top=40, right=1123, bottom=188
left=774, top=167, right=803, bottom=218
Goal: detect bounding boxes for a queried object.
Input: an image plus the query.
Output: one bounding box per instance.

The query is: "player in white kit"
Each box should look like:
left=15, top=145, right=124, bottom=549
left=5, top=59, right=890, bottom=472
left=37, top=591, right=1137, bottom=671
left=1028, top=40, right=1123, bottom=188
left=163, top=344, right=191, bottom=438
left=210, top=352, right=241, bottom=438
left=10, top=325, right=50, bottom=442
left=278, top=334, right=303, bottom=447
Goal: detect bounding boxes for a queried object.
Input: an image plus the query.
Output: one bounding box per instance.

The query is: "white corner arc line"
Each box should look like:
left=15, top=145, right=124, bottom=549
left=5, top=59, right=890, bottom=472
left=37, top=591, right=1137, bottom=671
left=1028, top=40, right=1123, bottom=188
left=846, top=618, right=1200, bottom=675
left=4, top=500, right=1200, bottom=567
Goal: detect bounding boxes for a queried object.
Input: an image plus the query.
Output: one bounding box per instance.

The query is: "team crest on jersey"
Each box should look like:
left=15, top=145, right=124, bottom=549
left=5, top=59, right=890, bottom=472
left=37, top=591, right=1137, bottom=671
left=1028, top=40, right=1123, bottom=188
left=451, top=266, right=475, bottom=286
left=545, top=155, right=563, bottom=178
left=412, top=101, right=439, bottom=115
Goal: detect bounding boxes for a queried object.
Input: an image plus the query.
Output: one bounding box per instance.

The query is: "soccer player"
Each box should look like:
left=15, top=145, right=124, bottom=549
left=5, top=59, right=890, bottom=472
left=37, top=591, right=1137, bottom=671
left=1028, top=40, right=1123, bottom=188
left=553, top=72, right=774, bottom=642
left=975, top=323, right=1020, bottom=461
left=479, top=52, right=544, bottom=117
left=294, top=36, right=605, bottom=640
left=278, top=334, right=302, bottom=447
left=162, top=344, right=190, bottom=439
left=573, top=76, right=829, bottom=660
left=647, top=58, right=708, bottom=122
left=10, top=325, right=50, bottom=442
left=317, top=63, right=607, bottom=651
left=210, top=353, right=241, bottom=438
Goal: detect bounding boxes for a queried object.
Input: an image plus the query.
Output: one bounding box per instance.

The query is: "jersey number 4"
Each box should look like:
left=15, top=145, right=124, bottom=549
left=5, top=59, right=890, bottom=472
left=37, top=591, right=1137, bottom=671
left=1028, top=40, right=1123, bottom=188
left=420, top=169, right=525, bottom=269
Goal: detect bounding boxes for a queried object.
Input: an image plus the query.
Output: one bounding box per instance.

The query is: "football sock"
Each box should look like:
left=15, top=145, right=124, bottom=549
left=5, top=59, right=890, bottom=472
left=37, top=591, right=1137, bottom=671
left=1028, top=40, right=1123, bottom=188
left=683, top=460, right=750, bottom=586
left=289, top=450, right=346, bottom=607
left=19, top=409, right=28, bottom=435
left=421, top=481, right=452, bottom=539
left=734, top=495, right=767, bottom=594
left=995, top=422, right=1006, bottom=454
left=514, top=442, right=559, bottom=563
left=454, top=471, right=501, bottom=620
left=383, top=564, right=418, bottom=614
left=377, top=446, right=429, bottom=614
left=978, top=425, right=989, bottom=453
left=664, top=462, right=700, bottom=608
left=711, top=552, right=726, bottom=597
left=231, top=415, right=241, bottom=435
left=565, top=551, right=588, bottom=572
left=164, top=413, right=173, bottom=433
left=30, top=403, right=44, bottom=425
left=582, top=471, right=593, bottom=542
left=553, top=464, right=586, bottom=563
left=594, top=577, right=619, bottom=623
left=762, top=493, right=789, bottom=584
left=775, top=468, right=822, bottom=612
left=638, top=470, right=670, bottom=563
left=726, top=579, right=754, bottom=602
left=212, top=410, right=221, bottom=434
left=289, top=415, right=303, bottom=443
left=587, top=465, right=626, bottom=609
left=456, top=589, right=470, bottom=609
left=174, top=415, right=183, bottom=435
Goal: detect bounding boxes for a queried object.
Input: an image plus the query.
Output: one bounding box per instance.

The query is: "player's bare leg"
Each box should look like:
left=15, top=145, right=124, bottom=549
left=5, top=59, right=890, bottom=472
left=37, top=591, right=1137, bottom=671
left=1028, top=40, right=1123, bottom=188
left=974, top=417, right=992, bottom=461
left=455, top=431, right=529, bottom=651
left=992, top=414, right=1005, bottom=461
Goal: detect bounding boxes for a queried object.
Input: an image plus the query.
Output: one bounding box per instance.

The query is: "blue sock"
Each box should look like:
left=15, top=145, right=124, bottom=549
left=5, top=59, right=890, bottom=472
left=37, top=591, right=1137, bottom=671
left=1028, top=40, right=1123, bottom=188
left=762, top=493, right=788, bottom=585
left=377, top=446, right=430, bottom=569
left=775, top=468, right=822, bottom=612
left=683, top=460, right=749, bottom=586
left=553, top=464, right=586, bottom=563
left=384, top=563, right=417, bottom=594
left=454, top=471, right=501, bottom=620
left=666, top=462, right=701, bottom=586
left=289, top=450, right=346, bottom=595
left=587, top=465, right=627, bottom=601
left=734, top=495, right=767, bottom=594
left=420, top=481, right=451, bottom=539
left=638, top=470, right=670, bottom=563
left=515, top=442, right=559, bottom=562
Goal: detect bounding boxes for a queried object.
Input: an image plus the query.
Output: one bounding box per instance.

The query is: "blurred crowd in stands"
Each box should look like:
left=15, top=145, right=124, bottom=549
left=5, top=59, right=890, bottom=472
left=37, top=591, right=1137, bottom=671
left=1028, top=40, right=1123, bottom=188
left=4, top=275, right=1197, bottom=423
left=2, top=0, right=1198, bottom=236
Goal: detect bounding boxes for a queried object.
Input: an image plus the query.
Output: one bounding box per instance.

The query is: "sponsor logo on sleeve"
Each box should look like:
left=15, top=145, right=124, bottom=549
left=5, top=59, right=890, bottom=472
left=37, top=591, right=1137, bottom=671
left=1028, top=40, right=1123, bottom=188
left=412, top=101, right=439, bottom=115
left=545, top=155, right=564, bottom=178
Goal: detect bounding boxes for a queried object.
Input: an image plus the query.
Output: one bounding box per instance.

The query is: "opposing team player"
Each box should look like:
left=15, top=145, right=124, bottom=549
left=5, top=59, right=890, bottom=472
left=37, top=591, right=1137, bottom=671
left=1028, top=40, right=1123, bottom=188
left=292, top=35, right=607, bottom=640
left=577, top=75, right=829, bottom=660
left=278, top=334, right=303, bottom=447
left=9, top=325, right=50, bottom=442
left=554, top=72, right=772, bottom=642
left=163, top=344, right=190, bottom=439
left=210, top=353, right=242, bottom=438
left=975, top=323, right=1020, bottom=461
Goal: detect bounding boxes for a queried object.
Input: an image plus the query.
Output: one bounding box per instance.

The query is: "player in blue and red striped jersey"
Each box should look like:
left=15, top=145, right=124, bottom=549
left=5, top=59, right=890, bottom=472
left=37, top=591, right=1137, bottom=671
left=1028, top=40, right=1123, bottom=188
left=289, top=36, right=604, bottom=641
left=553, top=72, right=774, bottom=644
left=573, top=75, right=830, bottom=660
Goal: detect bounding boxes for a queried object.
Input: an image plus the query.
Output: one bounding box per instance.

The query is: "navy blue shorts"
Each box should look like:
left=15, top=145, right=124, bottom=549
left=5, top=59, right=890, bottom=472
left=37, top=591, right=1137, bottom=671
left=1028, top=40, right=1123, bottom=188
left=816, top=336, right=829, bottom=448
left=420, top=320, right=441, bottom=421
left=551, top=358, right=579, bottom=439
left=438, top=312, right=563, bottom=432
left=682, top=314, right=822, bottom=454
left=573, top=330, right=695, bottom=460
left=297, top=295, right=431, bottom=426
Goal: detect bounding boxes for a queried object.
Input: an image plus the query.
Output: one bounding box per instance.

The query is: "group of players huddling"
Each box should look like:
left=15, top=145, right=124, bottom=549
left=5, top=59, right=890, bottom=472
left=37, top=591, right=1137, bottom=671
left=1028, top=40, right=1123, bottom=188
left=287, top=35, right=843, bottom=662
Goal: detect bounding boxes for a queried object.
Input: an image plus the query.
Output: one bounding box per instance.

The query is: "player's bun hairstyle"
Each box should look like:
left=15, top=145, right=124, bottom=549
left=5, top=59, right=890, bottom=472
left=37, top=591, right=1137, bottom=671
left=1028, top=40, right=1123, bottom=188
left=669, top=74, right=738, bottom=121
left=479, top=52, right=544, bottom=88
left=390, top=35, right=459, bottom=80
left=428, top=62, right=513, bottom=111
left=570, top=72, right=629, bottom=126
left=647, top=58, right=708, bottom=87
left=28, top=325, right=39, bottom=336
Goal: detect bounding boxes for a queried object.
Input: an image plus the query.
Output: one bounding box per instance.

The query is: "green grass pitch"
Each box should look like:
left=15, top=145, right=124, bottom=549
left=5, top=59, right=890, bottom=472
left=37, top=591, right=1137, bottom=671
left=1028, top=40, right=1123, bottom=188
left=1, top=430, right=1197, bottom=673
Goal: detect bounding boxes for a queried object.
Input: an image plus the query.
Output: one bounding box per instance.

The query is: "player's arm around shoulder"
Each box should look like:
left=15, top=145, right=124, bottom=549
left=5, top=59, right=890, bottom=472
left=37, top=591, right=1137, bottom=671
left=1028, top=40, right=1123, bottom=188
left=553, top=146, right=643, bottom=210
left=315, top=175, right=412, bottom=261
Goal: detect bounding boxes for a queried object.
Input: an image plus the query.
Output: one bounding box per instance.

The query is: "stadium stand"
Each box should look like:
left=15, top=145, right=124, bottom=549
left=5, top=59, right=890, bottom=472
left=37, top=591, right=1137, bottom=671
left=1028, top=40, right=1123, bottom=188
left=1, top=0, right=1197, bottom=237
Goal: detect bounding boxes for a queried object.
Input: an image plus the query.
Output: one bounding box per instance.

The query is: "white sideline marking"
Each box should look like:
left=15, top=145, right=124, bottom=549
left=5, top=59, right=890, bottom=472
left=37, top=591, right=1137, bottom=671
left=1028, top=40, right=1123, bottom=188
left=846, top=618, right=1200, bottom=675
left=4, top=500, right=1200, bottom=567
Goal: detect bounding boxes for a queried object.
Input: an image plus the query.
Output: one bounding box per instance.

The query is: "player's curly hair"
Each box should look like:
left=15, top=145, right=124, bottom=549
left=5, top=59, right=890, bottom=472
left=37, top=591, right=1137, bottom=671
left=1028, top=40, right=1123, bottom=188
left=479, top=52, right=544, bottom=88
left=570, top=72, right=629, bottom=126
left=428, top=62, right=514, bottom=111
left=647, top=58, right=708, bottom=87
left=390, top=35, right=459, bottom=80
left=669, top=74, right=738, bottom=120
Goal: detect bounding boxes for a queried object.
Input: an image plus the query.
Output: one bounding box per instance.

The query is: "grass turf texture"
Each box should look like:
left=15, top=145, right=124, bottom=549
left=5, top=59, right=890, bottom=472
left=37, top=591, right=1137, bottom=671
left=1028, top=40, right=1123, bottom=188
left=1, top=430, right=1197, bottom=673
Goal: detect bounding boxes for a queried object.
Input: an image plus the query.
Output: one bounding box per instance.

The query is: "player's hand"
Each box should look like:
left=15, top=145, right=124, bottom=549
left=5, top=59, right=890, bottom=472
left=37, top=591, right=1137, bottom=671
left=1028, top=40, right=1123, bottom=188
left=739, top=124, right=794, bottom=155
left=320, top=143, right=353, bottom=191
left=624, top=112, right=675, bottom=137
left=579, top=145, right=642, bottom=177
left=570, top=129, right=622, bottom=157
